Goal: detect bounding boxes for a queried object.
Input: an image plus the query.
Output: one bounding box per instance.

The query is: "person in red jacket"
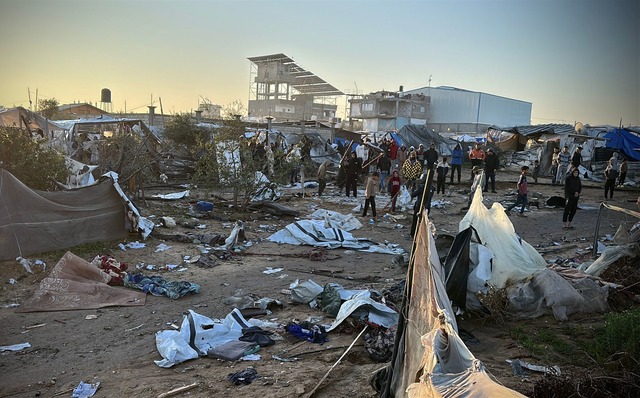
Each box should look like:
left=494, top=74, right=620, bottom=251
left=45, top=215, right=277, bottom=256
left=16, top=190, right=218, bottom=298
left=388, top=170, right=401, bottom=213
left=468, top=143, right=485, bottom=180
left=388, top=138, right=399, bottom=161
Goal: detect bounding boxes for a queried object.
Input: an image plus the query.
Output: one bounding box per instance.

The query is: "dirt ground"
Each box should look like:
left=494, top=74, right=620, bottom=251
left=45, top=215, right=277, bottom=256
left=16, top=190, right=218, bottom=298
left=1, top=169, right=639, bottom=398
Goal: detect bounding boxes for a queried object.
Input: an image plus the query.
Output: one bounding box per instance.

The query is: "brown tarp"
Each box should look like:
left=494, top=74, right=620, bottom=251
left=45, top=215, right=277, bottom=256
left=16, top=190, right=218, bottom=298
left=0, top=168, right=130, bottom=261
left=17, top=251, right=145, bottom=312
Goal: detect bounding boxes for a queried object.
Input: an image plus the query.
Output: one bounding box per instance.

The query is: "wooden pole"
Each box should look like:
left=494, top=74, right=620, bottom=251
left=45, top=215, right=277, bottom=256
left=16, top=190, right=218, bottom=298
left=157, top=383, right=199, bottom=398
left=362, top=153, right=383, bottom=170
left=304, top=325, right=368, bottom=398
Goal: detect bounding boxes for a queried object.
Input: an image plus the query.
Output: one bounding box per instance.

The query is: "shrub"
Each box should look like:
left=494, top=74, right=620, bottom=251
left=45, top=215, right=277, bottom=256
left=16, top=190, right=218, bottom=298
left=0, top=127, right=69, bottom=190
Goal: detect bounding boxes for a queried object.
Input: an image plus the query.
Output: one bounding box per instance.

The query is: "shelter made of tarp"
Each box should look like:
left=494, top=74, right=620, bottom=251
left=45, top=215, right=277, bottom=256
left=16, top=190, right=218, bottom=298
left=604, top=128, right=640, bottom=161
left=396, top=125, right=457, bottom=156
left=380, top=213, right=525, bottom=397
left=459, top=184, right=546, bottom=288
left=0, top=107, right=65, bottom=138
left=0, top=169, right=150, bottom=261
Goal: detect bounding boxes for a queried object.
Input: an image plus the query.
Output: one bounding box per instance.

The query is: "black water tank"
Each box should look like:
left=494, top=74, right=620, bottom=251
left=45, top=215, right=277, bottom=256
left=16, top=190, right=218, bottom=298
left=101, top=88, right=112, bottom=103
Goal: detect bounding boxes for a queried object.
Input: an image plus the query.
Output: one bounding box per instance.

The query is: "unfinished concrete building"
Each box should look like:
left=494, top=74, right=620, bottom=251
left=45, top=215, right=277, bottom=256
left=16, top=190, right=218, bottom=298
left=348, top=88, right=430, bottom=132
left=247, top=54, right=343, bottom=123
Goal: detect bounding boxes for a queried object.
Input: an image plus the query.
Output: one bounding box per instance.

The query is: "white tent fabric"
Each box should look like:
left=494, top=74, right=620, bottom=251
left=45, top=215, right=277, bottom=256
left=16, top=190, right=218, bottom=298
left=309, top=209, right=363, bottom=231
left=459, top=185, right=546, bottom=288
left=155, top=309, right=252, bottom=368
left=267, top=219, right=405, bottom=255
left=393, top=214, right=525, bottom=397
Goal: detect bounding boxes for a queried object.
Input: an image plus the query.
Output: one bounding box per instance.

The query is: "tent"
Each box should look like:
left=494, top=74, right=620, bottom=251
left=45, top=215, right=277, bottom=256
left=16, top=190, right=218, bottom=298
left=379, top=211, right=525, bottom=397
left=396, top=125, right=458, bottom=155
left=0, top=169, right=152, bottom=261
left=603, top=128, right=640, bottom=161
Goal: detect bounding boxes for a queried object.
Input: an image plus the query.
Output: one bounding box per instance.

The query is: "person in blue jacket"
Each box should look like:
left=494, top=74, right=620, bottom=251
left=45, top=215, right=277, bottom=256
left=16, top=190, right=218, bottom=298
left=449, top=143, right=464, bottom=184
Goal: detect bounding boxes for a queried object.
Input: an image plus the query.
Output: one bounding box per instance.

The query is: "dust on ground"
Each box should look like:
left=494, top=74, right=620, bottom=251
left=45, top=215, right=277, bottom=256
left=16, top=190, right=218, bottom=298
left=1, top=170, right=638, bottom=398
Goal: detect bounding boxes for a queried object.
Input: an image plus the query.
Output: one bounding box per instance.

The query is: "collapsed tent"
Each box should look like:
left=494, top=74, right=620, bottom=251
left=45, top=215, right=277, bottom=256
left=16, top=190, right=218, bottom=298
left=458, top=186, right=546, bottom=288
left=267, top=220, right=405, bottom=255
left=17, top=251, right=146, bottom=312
left=0, top=169, right=152, bottom=261
left=396, top=125, right=458, bottom=156
left=379, top=213, right=525, bottom=397
left=603, top=128, right=640, bottom=161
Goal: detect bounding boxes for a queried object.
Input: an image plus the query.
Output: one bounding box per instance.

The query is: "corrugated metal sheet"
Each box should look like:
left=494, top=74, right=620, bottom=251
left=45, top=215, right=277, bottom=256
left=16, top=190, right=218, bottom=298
left=489, top=124, right=575, bottom=136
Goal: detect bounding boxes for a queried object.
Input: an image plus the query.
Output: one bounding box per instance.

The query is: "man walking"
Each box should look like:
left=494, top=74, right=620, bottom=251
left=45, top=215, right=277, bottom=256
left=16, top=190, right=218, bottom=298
left=551, top=147, right=560, bottom=184
left=483, top=148, right=499, bottom=193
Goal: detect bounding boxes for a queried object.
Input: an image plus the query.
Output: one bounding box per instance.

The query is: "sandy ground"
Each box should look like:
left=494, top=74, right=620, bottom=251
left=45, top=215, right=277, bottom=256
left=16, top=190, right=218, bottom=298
left=1, top=170, right=638, bottom=398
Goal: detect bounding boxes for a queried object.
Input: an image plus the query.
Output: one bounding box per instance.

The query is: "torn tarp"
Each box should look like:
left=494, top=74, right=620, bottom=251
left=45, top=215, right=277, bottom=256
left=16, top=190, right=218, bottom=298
left=309, top=209, right=363, bottom=231
left=327, top=291, right=399, bottom=332
left=155, top=309, right=252, bottom=368
left=267, top=220, right=405, bottom=255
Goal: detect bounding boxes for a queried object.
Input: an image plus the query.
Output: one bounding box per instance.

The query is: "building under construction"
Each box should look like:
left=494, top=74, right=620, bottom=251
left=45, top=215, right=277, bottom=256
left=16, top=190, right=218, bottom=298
left=247, top=54, right=343, bottom=123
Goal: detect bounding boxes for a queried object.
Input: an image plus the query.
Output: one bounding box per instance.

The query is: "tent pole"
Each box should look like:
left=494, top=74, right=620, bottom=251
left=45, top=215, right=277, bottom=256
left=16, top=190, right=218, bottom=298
left=592, top=202, right=604, bottom=258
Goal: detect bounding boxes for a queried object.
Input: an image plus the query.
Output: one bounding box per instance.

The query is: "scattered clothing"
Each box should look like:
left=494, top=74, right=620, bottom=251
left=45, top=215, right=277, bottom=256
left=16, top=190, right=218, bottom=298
left=124, top=274, right=200, bottom=299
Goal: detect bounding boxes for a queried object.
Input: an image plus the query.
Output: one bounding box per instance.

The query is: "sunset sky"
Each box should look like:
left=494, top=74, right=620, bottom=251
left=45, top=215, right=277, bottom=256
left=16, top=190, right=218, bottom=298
left=1, top=0, right=638, bottom=126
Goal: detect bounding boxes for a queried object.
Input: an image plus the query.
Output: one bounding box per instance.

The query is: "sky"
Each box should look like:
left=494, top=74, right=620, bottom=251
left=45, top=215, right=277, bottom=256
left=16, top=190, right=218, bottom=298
left=1, top=0, right=638, bottom=126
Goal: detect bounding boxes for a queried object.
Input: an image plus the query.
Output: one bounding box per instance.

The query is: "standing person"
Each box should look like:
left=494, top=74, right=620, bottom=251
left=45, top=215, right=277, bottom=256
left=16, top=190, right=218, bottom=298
left=482, top=148, right=499, bottom=193
left=571, top=146, right=583, bottom=170
left=397, top=145, right=408, bottom=170
left=618, top=158, right=628, bottom=186
left=506, top=166, right=529, bottom=217
left=410, top=175, right=433, bottom=237
left=425, top=142, right=439, bottom=172
left=468, top=143, right=485, bottom=180
left=402, top=151, right=422, bottom=191
left=377, top=152, right=391, bottom=192
left=532, top=160, right=541, bottom=183
left=436, top=156, right=449, bottom=194
left=316, top=160, right=332, bottom=197
left=362, top=172, right=379, bottom=220
left=450, top=143, right=463, bottom=184
left=463, top=166, right=482, bottom=210
left=388, top=138, right=399, bottom=162
left=563, top=168, right=582, bottom=230
left=416, top=144, right=426, bottom=169
left=388, top=170, right=401, bottom=214
left=379, top=138, right=389, bottom=158
left=556, top=145, right=571, bottom=183
left=603, top=159, right=618, bottom=200
left=344, top=151, right=362, bottom=198
left=551, top=147, right=560, bottom=184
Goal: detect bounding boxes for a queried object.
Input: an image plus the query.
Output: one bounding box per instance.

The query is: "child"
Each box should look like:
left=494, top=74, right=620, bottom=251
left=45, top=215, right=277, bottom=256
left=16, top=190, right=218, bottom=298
left=506, top=166, right=529, bottom=217
left=436, top=156, right=449, bottom=194
left=532, top=160, right=540, bottom=183
left=362, top=172, right=379, bottom=220
left=388, top=170, right=401, bottom=213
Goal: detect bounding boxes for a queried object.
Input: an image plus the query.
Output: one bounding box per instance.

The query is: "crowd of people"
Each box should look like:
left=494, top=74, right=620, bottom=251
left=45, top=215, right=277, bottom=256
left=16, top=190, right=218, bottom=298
left=320, top=136, right=633, bottom=232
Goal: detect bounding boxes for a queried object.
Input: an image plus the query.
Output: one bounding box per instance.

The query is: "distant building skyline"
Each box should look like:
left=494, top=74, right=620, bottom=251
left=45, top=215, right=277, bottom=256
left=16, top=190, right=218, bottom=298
left=1, top=0, right=637, bottom=127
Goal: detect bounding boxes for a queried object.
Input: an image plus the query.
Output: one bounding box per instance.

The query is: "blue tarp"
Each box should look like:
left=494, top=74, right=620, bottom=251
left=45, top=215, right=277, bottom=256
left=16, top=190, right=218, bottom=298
left=604, top=129, right=640, bottom=161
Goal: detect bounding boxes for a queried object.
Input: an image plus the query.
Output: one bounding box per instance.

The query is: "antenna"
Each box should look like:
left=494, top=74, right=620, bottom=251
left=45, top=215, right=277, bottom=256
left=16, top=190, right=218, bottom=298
left=28, top=87, right=32, bottom=111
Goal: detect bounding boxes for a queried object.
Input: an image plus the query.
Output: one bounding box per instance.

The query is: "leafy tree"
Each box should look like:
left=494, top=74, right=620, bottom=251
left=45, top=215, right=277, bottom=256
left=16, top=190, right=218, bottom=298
left=208, top=101, right=263, bottom=208
left=163, top=113, right=209, bottom=150
left=0, top=126, right=69, bottom=190
left=38, top=98, right=60, bottom=119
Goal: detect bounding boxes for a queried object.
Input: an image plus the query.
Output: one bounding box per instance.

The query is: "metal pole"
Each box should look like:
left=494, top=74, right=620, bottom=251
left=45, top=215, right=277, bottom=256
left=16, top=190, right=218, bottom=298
left=592, top=202, right=604, bottom=258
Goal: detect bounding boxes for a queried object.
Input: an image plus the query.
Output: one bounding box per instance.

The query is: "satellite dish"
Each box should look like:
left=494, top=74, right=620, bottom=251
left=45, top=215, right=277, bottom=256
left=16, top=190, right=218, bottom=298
left=575, top=122, right=584, bottom=133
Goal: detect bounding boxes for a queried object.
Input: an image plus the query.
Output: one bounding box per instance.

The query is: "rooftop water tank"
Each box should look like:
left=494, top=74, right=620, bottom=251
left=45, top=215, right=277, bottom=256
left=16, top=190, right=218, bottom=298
left=101, top=88, right=111, bottom=103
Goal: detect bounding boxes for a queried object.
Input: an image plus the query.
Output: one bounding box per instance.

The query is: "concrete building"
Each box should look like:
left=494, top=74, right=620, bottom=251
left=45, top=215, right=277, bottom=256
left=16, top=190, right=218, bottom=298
left=347, top=88, right=430, bottom=132
left=348, top=85, right=532, bottom=134
left=247, top=54, right=343, bottom=123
